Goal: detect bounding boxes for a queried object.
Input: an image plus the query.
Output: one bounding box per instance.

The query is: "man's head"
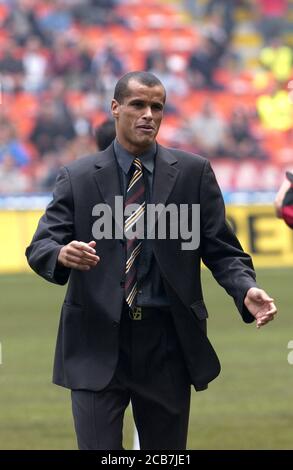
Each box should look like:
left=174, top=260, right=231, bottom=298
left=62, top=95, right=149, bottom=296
left=111, top=71, right=166, bottom=155
left=95, top=118, right=116, bottom=150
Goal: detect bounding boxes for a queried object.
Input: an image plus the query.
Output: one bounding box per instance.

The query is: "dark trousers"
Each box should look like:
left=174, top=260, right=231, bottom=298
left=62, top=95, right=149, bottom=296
left=71, top=305, right=191, bottom=450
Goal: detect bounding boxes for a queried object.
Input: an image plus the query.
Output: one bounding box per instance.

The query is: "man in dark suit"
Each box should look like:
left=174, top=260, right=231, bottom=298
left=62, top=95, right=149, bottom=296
left=26, top=71, right=277, bottom=450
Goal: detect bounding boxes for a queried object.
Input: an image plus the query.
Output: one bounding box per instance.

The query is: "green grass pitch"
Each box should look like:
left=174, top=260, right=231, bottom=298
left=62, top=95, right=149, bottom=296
left=0, top=268, right=292, bottom=449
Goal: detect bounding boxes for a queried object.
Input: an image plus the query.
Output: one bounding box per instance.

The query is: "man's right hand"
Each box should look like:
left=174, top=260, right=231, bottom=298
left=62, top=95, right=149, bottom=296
left=58, top=240, right=100, bottom=271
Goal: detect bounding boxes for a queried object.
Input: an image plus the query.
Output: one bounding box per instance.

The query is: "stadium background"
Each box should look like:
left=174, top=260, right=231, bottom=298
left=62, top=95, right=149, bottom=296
left=0, top=0, right=293, bottom=449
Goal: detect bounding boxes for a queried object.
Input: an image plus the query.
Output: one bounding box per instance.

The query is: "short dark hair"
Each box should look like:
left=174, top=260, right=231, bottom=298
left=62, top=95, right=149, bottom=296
left=113, top=71, right=166, bottom=103
left=95, top=118, right=116, bottom=150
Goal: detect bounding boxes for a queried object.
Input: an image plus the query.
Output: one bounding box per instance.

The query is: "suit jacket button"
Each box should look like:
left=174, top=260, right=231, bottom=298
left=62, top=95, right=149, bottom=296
left=120, top=281, right=125, bottom=288
left=113, top=321, right=119, bottom=328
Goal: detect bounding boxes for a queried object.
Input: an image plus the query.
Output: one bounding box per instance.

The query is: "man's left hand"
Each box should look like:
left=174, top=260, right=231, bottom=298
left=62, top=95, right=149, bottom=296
left=244, top=288, right=277, bottom=328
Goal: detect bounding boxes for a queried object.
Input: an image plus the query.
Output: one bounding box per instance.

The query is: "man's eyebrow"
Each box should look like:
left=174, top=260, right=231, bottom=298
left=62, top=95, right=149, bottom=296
left=128, top=99, right=164, bottom=107
left=128, top=98, right=145, bottom=105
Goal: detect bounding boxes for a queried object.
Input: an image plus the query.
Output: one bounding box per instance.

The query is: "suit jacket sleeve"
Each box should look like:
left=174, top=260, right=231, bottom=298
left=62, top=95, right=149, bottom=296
left=25, top=167, right=73, bottom=285
left=200, top=160, right=257, bottom=323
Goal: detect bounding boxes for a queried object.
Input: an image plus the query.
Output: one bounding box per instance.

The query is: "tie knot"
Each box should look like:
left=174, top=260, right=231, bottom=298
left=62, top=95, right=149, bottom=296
left=133, top=158, right=142, bottom=172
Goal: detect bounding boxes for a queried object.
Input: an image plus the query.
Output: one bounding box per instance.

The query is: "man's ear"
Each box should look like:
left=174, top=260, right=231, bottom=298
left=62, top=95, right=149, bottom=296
left=111, top=99, right=119, bottom=118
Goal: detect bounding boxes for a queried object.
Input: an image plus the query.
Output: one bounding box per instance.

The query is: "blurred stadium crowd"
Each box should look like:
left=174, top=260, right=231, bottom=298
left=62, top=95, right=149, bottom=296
left=0, top=0, right=293, bottom=193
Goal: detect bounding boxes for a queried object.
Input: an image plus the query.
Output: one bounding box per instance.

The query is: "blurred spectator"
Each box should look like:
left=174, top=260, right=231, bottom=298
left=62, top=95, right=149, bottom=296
left=0, top=38, right=24, bottom=92
left=186, top=99, right=227, bottom=158
left=0, top=120, right=30, bottom=167
left=34, top=151, right=61, bottom=192
left=224, top=106, right=268, bottom=160
left=204, top=0, right=243, bottom=40
left=48, top=77, right=79, bottom=124
left=149, top=54, right=188, bottom=98
left=48, top=37, right=88, bottom=87
left=183, top=0, right=203, bottom=19
left=0, top=154, right=30, bottom=193
left=203, top=12, right=229, bottom=53
left=73, top=42, right=93, bottom=90
left=38, top=0, right=74, bottom=36
left=72, top=109, right=93, bottom=138
left=72, top=0, right=126, bottom=26
left=35, top=134, right=96, bottom=192
left=257, top=84, right=293, bottom=131
left=92, top=44, right=126, bottom=110
left=95, top=62, right=119, bottom=112
left=22, top=36, right=48, bottom=92
left=254, top=0, right=288, bottom=43
left=187, top=36, right=225, bottom=90
left=4, top=0, right=47, bottom=46
left=29, top=99, right=76, bottom=156
left=70, top=134, right=96, bottom=160
left=145, top=47, right=167, bottom=71
left=259, top=37, right=293, bottom=84
left=91, top=0, right=118, bottom=5
left=95, top=118, right=116, bottom=150
left=48, top=78, right=93, bottom=141
left=275, top=171, right=293, bottom=228
left=92, top=44, right=125, bottom=80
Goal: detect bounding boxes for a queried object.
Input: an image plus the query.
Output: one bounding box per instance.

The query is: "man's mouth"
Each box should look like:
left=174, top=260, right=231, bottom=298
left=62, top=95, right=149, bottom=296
left=136, top=125, right=155, bottom=133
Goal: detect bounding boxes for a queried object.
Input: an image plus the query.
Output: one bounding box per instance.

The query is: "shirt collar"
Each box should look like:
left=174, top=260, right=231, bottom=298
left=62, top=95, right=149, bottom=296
left=114, top=138, right=156, bottom=175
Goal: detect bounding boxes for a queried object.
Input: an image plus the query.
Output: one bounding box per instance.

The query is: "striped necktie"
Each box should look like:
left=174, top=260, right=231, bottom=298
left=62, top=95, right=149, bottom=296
left=124, top=158, right=145, bottom=310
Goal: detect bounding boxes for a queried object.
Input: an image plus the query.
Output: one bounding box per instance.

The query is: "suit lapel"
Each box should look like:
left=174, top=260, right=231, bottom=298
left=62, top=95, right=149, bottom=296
left=93, top=145, right=123, bottom=233
left=152, top=145, right=179, bottom=205
left=149, top=145, right=179, bottom=234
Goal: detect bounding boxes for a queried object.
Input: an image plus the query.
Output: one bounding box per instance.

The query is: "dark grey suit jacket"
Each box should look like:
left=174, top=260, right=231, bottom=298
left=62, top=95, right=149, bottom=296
left=26, top=143, right=257, bottom=392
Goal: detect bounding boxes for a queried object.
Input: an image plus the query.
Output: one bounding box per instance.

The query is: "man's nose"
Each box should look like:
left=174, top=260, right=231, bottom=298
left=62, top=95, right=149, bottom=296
left=142, top=106, right=153, bottom=119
